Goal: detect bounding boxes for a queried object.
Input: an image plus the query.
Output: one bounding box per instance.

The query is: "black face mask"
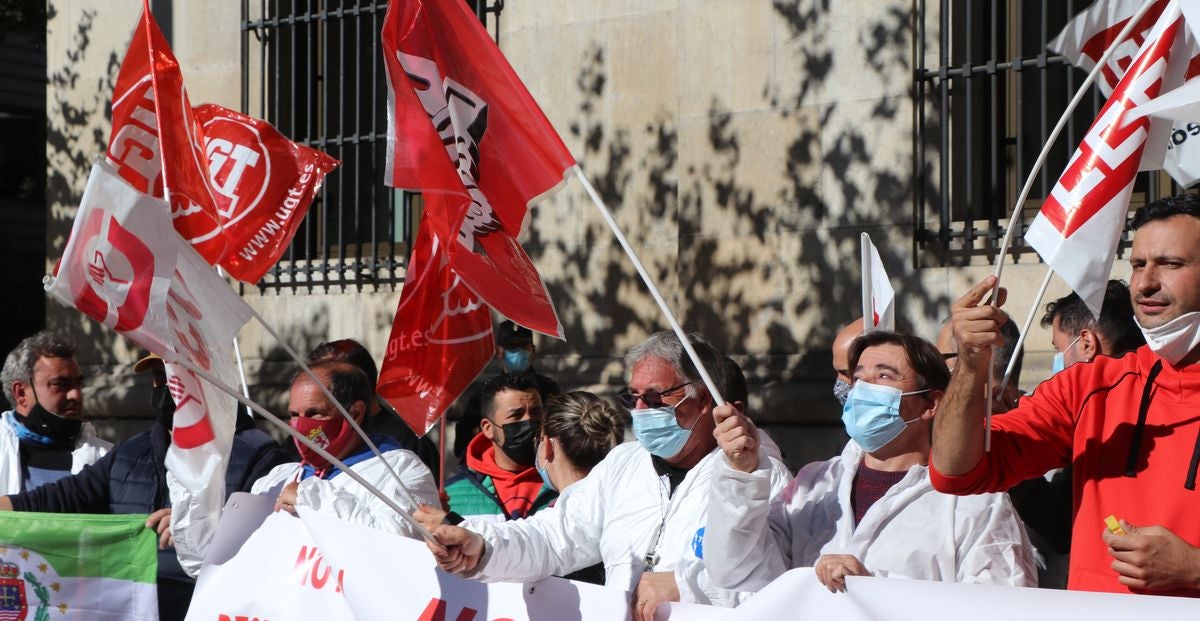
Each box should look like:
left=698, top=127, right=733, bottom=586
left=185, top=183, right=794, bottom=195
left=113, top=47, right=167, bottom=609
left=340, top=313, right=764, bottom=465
left=151, top=385, right=176, bottom=428
left=20, top=402, right=83, bottom=448
left=499, top=419, right=538, bottom=467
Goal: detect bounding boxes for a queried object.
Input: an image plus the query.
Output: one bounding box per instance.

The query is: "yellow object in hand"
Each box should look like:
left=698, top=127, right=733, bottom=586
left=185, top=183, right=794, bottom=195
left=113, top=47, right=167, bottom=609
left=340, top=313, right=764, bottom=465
left=1104, top=515, right=1127, bottom=535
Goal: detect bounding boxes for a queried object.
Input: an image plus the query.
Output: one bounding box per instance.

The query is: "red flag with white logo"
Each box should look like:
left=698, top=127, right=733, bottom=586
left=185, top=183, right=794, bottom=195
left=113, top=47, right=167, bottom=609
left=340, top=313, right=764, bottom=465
left=1049, top=0, right=1200, bottom=185
left=381, top=0, right=574, bottom=340
left=195, top=104, right=340, bottom=283
left=45, top=160, right=253, bottom=563
left=107, top=0, right=227, bottom=263
left=378, top=199, right=495, bottom=436
left=1029, top=6, right=1185, bottom=315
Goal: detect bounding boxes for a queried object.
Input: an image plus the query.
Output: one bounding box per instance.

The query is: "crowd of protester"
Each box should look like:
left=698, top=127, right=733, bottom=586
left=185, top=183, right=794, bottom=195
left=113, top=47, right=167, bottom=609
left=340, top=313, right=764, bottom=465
left=4, top=194, right=1200, bottom=617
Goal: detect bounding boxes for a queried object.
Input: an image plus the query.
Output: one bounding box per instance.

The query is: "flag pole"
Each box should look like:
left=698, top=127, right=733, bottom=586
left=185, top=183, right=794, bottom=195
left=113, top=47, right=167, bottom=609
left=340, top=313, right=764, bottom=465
left=165, top=355, right=435, bottom=541
left=573, top=166, right=726, bottom=407
left=214, top=266, right=252, bottom=399
left=997, top=267, right=1056, bottom=397
left=861, top=233, right=873, bottom=331
left=245, top=308, right=423, bottom=511
left=982, top=0, right=1156, bottom=450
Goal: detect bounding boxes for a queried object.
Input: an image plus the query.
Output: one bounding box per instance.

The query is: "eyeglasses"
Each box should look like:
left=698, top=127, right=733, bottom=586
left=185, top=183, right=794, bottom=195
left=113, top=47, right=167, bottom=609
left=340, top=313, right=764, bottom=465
left=617, top=382, right=691, bottom=409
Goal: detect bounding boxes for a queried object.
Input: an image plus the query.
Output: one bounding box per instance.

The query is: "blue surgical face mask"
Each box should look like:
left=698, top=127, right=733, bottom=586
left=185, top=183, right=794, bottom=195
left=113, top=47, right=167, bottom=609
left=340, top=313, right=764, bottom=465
left=631, top=394, right=695, bottom=459
left=534, top=439, right=557, bottom=491
left=841, top=381, right=929, bottom=452
left=1051, top=335, right=1082, bottom=376
left=502, top=348, right=532, bottom=373
left=833, top=378, right=852, bottom=406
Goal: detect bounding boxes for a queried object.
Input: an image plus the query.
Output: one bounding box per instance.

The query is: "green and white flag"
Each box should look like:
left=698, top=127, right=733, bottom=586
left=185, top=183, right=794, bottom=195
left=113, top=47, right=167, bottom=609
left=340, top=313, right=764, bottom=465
left=0, top=512, right=157, bottom=621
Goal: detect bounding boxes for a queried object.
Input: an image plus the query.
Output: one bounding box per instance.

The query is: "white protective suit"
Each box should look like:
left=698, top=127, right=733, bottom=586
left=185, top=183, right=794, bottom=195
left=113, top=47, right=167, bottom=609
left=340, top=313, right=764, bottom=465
left=169, top=447, right=439, bottom=577
left=0, top=410, right=112, bottom=495
left=466, top=436, right=792, bottom=607
left=705, top=440, right=1036, bottom=591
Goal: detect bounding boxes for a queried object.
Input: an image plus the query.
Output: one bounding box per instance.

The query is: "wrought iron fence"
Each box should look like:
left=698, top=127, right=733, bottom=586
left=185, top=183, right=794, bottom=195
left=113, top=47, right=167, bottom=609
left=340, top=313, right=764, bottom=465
left=239, top=0, right=503, bottom=292
left=913, top=0, right=1183, bottom=267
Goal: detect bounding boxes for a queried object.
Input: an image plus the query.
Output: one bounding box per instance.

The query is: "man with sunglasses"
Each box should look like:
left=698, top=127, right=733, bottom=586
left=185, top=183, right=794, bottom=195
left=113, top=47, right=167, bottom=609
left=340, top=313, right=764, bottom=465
left=706, top=330, right=1034, bottom=593
left=417, top=331, right=791, bottom=620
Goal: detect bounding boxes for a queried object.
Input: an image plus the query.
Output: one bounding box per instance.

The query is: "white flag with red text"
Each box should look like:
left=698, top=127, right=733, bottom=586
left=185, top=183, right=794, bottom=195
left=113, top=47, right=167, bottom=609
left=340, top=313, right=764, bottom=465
left=1029, top=5, right=1186, bottom=316
left=1049, top=0, right=1200, bottom=185
left=45, top=160, right=252, bottom=555
left=861, top=233, right=895, bottom=332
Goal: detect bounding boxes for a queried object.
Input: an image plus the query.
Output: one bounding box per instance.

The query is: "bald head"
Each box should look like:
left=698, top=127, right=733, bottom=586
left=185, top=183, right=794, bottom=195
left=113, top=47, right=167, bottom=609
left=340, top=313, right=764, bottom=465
left=832, top=318, right=865, bottom=384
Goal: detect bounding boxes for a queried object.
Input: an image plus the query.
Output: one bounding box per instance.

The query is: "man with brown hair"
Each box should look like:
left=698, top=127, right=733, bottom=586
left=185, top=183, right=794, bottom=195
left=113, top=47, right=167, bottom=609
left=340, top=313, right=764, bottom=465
left=706, top=330, right=1035, bottom=593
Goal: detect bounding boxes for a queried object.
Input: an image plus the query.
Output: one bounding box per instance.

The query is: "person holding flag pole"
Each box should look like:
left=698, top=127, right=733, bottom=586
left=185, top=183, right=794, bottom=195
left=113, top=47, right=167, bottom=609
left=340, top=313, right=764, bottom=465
left=930, top=2, right=1200, bottom=595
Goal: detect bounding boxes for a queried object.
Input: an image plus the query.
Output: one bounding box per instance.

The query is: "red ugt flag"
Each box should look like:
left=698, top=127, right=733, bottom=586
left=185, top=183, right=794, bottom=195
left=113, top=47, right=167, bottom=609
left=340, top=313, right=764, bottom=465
left=196, top=104, right=340, bottom=283
left=107, top=0, right=226, bottom=263
left=1027, top=6, right=1184, bottom=316
left=381, top=0, right=575, bottom=339
left=378, top=203, right=495, bottom=436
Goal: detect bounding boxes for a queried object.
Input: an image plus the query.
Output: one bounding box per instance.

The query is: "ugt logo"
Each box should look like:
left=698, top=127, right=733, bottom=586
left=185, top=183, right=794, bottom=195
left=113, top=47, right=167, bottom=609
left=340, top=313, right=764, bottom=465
left=72, top=208, right=155, bottom=333
left=202, top=114, right=269, bottom=225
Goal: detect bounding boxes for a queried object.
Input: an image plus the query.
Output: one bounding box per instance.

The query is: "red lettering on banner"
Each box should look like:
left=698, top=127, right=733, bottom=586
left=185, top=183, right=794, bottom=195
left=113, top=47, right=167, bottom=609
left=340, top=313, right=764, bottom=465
left=165, top=271, right=213, bottom=371
left=216, top=615, right=269, bottom=621
left=418, top=598, right=478, bottom=621
left=291, top=546, right=345, bottom=594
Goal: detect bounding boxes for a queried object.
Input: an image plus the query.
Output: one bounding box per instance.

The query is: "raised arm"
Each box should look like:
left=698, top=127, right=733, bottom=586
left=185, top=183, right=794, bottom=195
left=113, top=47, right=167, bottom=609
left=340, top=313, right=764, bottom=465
left=932, top=276, right=1007, bottom=476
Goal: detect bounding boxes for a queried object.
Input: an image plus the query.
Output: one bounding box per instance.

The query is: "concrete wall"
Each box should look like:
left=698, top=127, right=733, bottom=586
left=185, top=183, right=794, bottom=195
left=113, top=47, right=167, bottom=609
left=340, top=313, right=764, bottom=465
left=41, top=1, right=1077, bottom=470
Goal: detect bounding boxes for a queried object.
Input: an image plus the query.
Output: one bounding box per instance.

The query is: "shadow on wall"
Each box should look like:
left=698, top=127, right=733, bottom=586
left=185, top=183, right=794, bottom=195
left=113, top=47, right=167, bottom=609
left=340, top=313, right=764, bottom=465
left=517, top=0, right=949, bottom=463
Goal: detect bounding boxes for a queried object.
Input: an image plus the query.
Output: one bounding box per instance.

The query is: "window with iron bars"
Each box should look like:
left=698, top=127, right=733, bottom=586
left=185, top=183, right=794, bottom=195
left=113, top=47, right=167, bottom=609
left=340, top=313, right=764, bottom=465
left=914, top=0, right=1186, bottom=268
left=239, top=0, right=503, bottom=292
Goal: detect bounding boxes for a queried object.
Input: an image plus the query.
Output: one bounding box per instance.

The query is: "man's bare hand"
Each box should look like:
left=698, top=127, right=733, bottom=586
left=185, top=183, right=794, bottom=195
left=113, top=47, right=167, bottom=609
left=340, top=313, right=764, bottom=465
left=713, top=403, right=759, bottom=473
left=426, top=525, right=485, bottom=574
left=950, top=276, right=1008, bottom=374
left=1105, top=521, right=1200, bottom=591
left=632, top=571, right=680, bottom=621
left=145, top=508, right=174, bottom=550
left=815, top=554, right=871, bottom=593
left=274, top=481, right=299, bottom=516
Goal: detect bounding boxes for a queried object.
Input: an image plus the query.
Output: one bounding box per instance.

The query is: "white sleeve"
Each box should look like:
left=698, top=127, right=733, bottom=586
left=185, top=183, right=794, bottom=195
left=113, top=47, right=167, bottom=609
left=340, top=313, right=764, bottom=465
left=956, top=493, right=1038, bottom=587
left=700, top=449, right=793, bottom=594
left=166, top=469, right=218, bottom=578
left=293, top=450, right=440, bottom=539
left=469, top=463, right=607, bottom=583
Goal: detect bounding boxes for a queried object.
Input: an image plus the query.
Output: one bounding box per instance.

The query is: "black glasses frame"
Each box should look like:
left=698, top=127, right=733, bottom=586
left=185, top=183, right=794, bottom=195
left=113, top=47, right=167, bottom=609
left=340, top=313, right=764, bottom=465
left=617, top=381, right=692, bottom=409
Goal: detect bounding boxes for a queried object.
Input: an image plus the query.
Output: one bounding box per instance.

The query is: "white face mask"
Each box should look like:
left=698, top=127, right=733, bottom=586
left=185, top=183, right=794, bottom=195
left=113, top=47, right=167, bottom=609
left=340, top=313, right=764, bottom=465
left=1137, top=311, right=1200, bottom=365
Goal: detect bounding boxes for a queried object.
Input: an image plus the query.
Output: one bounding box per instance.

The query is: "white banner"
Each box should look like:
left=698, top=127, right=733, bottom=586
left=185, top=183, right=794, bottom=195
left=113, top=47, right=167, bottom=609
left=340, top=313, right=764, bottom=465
left=187, top=509, right=1199, bottom=620
left=726, top=568, right=1200, bottom=620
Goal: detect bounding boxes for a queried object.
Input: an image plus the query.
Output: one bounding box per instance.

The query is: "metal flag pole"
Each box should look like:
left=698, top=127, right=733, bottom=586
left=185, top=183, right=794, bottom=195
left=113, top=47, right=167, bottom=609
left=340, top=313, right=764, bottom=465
left=981, top=0, right=1157, bottom=450
left=246, top=308, right=423, bottom=511
left=573, top=166, right=725, bottom=407
left=997, top=268, right=1055, bottom=397
left=166, top=355, right=435, bottom=541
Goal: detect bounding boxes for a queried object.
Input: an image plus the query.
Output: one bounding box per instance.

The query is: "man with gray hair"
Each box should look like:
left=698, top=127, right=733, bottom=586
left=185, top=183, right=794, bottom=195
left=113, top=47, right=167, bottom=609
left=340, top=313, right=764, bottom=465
left=0, top=330, right=111, bottom=494
left=416, top=331, right=792, bottom=620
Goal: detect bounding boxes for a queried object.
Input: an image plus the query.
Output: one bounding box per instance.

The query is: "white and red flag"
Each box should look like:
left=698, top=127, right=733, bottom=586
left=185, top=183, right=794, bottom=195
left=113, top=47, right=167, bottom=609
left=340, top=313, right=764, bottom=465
left=860, top=233, right=895, bottom=332
left=1029, top=4, right=1186, bottom=315
left=45, top=160, right=253, bottom=572
left=381, top=0, right=574, bottom=339
left=197, top=104, right=340, bottom=283
left=1049, top=0, right=1200, bottom=185
left=378, top=201, right=495, bottom=435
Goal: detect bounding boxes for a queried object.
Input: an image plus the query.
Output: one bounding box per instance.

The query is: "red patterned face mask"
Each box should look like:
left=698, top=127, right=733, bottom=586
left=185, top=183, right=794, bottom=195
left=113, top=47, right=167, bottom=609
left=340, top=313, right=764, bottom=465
left=291, top=414, right=358, bottom=472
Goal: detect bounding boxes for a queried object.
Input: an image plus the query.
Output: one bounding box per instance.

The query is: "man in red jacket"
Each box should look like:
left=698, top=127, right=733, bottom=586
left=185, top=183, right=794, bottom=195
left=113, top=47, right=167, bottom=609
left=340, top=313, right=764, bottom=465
left=930, top=194, right=1200, bottom=596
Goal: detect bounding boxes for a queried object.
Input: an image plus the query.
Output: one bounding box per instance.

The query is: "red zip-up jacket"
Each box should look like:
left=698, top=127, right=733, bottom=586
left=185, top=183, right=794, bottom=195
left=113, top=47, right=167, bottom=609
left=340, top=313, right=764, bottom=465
left=930, top=346, right=1200, bottom=596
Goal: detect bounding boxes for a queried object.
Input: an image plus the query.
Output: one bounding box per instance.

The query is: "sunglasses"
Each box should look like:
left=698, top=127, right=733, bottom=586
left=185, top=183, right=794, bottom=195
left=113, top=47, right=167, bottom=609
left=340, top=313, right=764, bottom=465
left=617, top=381, right=691, bottom=409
